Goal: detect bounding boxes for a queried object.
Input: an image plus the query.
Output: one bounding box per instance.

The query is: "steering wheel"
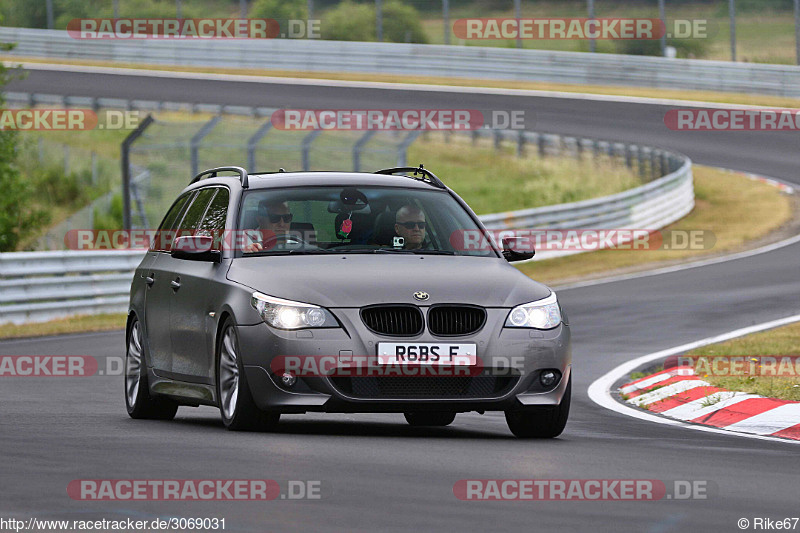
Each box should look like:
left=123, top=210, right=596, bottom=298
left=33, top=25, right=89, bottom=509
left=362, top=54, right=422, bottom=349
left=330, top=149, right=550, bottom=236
left=272, top=233, right=306, bottom=246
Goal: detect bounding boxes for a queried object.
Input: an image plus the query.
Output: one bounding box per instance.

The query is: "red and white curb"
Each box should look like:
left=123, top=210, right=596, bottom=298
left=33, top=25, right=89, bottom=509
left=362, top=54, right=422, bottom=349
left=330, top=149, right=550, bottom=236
left=588, top=314, right=800, bottom=445
left=620, top=367, right=800, bottom=440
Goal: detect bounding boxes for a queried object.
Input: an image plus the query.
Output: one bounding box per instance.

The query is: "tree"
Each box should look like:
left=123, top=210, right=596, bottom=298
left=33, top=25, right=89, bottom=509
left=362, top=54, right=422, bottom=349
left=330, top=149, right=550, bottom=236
left=250, top=0, right=307, bottom=21
left=321, top=0, right=428, bottom=43
left=0, top=39, right=48, bottom=251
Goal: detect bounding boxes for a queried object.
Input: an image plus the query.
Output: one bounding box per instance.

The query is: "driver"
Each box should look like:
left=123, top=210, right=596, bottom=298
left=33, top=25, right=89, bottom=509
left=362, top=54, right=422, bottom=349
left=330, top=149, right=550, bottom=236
left=244, top=200, right=293, bottom=252
left=394, top=205, right=428, bottom=250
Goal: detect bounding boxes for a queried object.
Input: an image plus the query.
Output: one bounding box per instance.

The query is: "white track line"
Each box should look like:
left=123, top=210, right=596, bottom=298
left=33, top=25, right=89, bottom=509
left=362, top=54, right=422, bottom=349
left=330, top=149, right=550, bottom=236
left=6, top=61, right=800, bottom=111
left=587, top=314, right=800, bottom=445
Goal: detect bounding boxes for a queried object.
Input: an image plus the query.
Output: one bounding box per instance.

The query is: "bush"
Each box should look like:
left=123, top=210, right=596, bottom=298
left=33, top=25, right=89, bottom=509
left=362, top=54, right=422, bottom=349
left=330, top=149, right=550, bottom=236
left=321, top=0, right=428, bottom=43
left=250, top=0, right=307, bottom=21
left=616, top=37, right=709, bottom=59
left=93, top=194, right=124, bottom=234
left=33, top=164, right=94, bottom=206
left=0, top=38, right=49, bottom=251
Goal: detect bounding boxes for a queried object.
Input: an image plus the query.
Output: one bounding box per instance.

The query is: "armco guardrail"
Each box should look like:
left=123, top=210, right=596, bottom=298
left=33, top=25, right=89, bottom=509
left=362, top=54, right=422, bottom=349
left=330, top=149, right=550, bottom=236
left=0, top=250, right=143, bottom=325
left=2, top=27, right=800, bottom=97
left=0, top=141, right=692, bottom=325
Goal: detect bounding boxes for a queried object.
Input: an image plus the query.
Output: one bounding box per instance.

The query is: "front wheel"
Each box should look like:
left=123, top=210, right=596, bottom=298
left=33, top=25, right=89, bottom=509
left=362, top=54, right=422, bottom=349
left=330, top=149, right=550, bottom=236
left=217, top=319, right=280, bottom=431
left=404, top=412, right=456, bottom=427
left=125, top=318, right=178, bottom=420
left=505, top=376, right=571, bottom=438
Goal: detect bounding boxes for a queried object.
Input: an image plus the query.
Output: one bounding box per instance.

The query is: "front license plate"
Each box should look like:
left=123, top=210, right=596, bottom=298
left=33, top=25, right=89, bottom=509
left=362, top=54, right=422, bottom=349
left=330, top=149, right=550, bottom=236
left=377, top=343, right=477, bottom=365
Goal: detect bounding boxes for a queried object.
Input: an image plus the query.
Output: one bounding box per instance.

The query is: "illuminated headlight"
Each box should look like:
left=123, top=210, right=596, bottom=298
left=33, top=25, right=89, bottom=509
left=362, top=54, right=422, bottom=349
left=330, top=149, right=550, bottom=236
left=251, top=292, right=338, bottom=329
left=504, top=293, right=562, bottom=329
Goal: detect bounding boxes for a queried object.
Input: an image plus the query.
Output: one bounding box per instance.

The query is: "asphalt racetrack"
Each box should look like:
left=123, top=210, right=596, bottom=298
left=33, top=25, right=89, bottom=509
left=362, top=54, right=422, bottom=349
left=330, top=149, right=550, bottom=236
left=2, top=67, right=800, bottom=532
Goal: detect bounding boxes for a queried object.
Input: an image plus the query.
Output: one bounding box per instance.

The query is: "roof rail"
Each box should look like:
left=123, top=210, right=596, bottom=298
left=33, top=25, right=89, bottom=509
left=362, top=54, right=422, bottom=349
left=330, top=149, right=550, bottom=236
left=374, top=164, right=445, bottom=189
left=191, top=166, right=249, bottom=189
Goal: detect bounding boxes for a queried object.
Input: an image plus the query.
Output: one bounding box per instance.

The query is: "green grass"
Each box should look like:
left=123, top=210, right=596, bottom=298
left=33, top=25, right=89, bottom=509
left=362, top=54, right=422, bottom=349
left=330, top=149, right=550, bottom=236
left=684, top=321, right=800, bottom=402
left=420, top=1, right=797, bottom=64
left=518, top=165, right=793, bottom=286
left=0, top=313, right=127, bottom=340
left=408, top=134, right=640, bottom=214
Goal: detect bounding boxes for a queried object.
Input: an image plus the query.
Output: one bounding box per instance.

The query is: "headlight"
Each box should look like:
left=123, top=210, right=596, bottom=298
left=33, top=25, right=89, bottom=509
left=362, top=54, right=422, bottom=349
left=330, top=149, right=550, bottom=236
left=504, top=292, right=561, bottom=329
left=251, top=292, right=338, bottom=329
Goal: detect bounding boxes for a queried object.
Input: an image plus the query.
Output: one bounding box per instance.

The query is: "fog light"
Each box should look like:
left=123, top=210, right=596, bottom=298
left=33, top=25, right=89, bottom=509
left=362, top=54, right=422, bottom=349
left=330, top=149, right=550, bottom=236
left=280, top=372, right=297, bottom=388
left=539, top=370, right=560, bottom=388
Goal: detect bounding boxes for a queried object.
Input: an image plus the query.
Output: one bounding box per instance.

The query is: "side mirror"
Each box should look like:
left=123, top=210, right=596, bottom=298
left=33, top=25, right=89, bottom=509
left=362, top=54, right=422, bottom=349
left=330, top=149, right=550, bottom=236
left=502, top=237, right=535, bottom=262
left=171, top=235, right=221, bottom=263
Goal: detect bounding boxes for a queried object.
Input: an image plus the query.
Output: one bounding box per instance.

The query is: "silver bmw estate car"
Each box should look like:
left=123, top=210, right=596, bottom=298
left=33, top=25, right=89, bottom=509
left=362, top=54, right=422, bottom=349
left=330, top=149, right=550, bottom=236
left=125, top=165, right=571, bottom=438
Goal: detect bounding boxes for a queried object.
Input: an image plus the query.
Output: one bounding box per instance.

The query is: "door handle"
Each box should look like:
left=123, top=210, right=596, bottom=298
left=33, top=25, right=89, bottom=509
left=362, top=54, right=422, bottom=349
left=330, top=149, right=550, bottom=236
left=170, top=278, right=181, bottom=290
left=145, top=275, right=155, bottom=287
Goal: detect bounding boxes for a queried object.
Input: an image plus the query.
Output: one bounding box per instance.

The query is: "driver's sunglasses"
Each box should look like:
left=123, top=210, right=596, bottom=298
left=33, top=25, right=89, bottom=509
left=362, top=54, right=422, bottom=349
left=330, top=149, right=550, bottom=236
left=267, top=213, right=293, bottom=223
left=398, top=221, right=426, bottom=230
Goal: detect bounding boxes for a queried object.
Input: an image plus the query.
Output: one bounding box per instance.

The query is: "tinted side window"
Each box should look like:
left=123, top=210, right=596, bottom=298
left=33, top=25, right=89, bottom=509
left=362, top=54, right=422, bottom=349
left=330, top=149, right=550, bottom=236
left=198, top=189, right=230, bottom=250
left=170, top=188, right=216, bottom=250
left=198, top=189, right=229, bottom=232
left=150, top=192, right=192, bottom=252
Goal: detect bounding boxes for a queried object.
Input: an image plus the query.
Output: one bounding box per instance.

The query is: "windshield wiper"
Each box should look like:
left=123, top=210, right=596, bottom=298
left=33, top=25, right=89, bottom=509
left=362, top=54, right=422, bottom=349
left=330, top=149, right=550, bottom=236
left=242, top=249, right=328, bottom=257
left=328, top=247, right=413, bottom=254
left=410, top=250, right=456, bottom=255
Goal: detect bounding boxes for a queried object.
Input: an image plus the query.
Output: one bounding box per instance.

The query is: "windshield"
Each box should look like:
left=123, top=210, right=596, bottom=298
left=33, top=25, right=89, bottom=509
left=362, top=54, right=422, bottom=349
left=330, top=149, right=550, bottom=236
left=236, top=186, right=498, bottom=257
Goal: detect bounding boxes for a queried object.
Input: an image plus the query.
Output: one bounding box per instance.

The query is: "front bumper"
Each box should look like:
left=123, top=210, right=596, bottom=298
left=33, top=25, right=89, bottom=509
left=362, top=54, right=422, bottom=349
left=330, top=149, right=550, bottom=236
left=237, top=307, right=571, bottom=413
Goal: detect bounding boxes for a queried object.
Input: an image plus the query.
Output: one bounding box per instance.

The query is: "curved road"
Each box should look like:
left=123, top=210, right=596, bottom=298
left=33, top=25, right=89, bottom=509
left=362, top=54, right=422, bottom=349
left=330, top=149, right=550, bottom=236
left=2, top=67, right=800, bottom=532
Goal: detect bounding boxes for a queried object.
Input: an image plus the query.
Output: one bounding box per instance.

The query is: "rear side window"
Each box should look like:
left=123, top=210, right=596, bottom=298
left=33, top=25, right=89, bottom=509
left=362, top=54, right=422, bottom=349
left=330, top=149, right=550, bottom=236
left=150, top=192, right=193, bottom=252
left=198, top=189, right=230, bottom=232
left=169, top=188, right=216, bottom=251
left=197, top=188, right=230, bottom=250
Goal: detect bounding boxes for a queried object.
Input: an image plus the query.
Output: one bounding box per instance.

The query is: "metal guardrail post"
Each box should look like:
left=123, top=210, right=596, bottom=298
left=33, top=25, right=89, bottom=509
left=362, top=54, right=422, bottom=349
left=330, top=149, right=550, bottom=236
left=247, top=119, right=273, bottom=172
left=493, top=130, right=502, bottom=151
left=638, top=147, right=647, bottom=180
left=302, top=130, right=323, bottom=171
left=353, top=130, right=377, bottom=172
left=517, top=130, right=525, bottom=157
left=121, top=114, right=154, bottom=232
left=397, top=130, right=422, bottom=167
left=650, top=150, right=658, bottom=180
left=443, top=0, right=450, bottom=46
left=537, top=134, right=546, bottom=157
left=376, top=0, right=383, bottom=42
left=190, top=115, right=222, bottom=177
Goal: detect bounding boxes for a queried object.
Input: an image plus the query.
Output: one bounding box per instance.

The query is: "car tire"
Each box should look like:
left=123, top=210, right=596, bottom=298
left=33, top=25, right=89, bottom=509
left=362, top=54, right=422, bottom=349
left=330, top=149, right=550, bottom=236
left=403, top=412, right=457, bottom=427
left=504, top=376, right=571, bottom=439
left=216, top=318, right=280, bottom=432
left=125, top=318, right=179, bottom=420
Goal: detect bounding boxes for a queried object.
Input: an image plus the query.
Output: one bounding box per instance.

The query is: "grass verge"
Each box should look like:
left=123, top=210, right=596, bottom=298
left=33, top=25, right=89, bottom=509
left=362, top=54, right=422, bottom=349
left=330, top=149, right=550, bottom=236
left=518, top=165, right=794, bottom=286
left=409, top=135, right=640, bottom=214
left=4, top=56, right=800, bottom=109
left=0, top=313, right=127, bottom=340
left=683, top=322, right=800, bottom=402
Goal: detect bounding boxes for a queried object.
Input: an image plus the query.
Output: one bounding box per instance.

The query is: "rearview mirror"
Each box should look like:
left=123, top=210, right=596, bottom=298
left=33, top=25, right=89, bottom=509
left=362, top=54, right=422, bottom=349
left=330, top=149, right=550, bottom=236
left=171, top=235, right=221, bottom=262
left=502, top=237, right=535, bottom=262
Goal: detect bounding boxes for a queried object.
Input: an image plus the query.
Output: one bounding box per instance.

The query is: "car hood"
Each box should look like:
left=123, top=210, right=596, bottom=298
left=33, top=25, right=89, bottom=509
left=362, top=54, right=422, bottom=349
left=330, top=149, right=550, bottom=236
left=227, top=254, right=551, bottom=308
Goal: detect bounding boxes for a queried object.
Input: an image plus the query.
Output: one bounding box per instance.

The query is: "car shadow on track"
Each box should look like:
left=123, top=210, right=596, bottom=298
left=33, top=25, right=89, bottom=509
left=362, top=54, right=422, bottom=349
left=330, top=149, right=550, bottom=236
left=166, top=412, right=514, bottom=439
